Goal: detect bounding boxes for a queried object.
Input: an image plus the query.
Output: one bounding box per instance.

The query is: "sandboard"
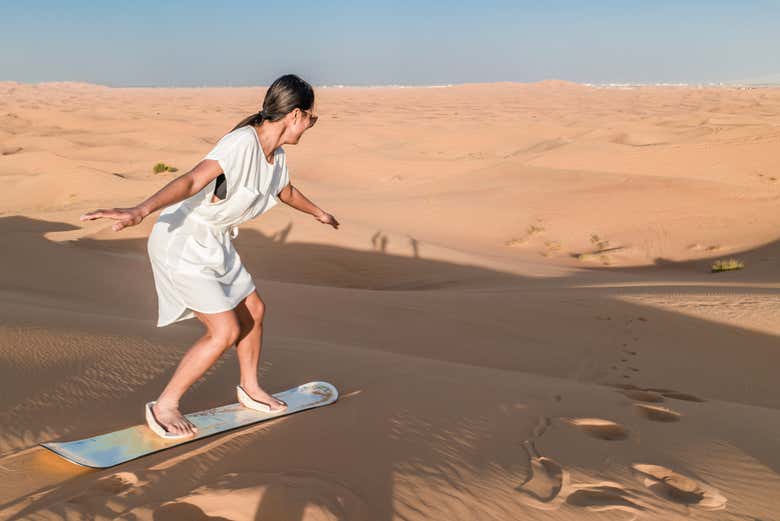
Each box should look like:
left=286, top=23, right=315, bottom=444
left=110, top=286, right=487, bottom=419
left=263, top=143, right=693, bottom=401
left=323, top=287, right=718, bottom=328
left=40, top=381, right=338, bottom=468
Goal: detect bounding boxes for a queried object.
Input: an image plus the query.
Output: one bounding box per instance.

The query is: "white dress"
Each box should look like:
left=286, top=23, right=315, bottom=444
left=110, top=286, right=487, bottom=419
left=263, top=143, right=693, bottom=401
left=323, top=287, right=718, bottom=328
left=147, top=125, right=290, bottom=327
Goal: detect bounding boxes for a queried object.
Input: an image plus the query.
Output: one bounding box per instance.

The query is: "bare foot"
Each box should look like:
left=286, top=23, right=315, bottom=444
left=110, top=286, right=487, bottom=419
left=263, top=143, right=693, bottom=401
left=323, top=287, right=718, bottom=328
left=152, top=402, right=199, bottom=436
left=240, top=383, right=287, bottom=411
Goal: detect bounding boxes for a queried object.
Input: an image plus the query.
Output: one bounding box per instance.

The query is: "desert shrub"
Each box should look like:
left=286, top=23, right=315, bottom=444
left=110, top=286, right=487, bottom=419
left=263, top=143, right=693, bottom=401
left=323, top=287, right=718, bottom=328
left=153, top=162, right=178, bottom=174
left=711, top=258, right=744, bottom=272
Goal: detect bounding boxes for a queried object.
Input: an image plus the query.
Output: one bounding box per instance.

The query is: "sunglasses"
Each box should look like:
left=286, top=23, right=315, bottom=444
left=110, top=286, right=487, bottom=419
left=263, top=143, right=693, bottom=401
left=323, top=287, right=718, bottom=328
left=301, top=108, right=318, bottom=128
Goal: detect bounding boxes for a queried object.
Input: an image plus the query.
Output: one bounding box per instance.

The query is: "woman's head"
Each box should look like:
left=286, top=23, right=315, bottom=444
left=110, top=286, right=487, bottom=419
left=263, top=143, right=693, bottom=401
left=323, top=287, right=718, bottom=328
left=231, top=74, right=317, bottom=145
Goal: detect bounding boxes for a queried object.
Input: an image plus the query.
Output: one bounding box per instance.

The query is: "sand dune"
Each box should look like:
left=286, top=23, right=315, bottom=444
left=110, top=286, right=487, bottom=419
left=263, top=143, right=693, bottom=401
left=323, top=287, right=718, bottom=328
left=1, top=81, right=779, bottom=519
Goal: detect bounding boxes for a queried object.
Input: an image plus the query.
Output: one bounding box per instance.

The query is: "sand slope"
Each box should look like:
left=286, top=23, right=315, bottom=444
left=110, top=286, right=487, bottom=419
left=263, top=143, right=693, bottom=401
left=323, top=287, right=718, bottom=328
left=0, top=81, right=779, bottom=520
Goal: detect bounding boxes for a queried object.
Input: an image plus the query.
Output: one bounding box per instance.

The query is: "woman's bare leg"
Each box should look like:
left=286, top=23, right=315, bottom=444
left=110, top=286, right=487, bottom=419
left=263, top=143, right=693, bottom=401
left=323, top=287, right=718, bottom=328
left=152, top=308, right=241, bottom=436
left=234, top=289, right=286, bottom=410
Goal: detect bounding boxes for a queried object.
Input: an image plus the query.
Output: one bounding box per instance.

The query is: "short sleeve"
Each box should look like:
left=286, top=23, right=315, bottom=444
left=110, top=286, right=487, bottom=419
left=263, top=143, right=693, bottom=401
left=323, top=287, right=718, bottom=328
left=202, top=127, right=255, bottom=199
left=203, top=131, right=243, bottom=176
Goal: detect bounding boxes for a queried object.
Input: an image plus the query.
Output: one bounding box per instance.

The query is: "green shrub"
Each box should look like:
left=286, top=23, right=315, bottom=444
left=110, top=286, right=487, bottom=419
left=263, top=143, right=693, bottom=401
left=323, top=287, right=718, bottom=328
left=153, top=162, right=178, bottom=174
left=711, top=258, right=744, bottom=272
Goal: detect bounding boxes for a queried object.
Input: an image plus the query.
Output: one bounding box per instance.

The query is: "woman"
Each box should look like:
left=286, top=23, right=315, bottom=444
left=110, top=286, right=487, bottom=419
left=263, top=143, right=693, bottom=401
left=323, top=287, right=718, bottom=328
left=80, top=74, right=339, bottom=439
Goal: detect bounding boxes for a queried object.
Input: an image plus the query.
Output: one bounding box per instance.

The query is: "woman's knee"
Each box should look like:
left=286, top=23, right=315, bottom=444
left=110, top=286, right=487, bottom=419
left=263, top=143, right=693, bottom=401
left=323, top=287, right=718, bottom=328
left=248, top=296, right=266, bottom=326
left=205, top=314, right=242, bottom=347
left=239, top=292, right=266, bottom=330
left=214, top=326, right=241, bottom=347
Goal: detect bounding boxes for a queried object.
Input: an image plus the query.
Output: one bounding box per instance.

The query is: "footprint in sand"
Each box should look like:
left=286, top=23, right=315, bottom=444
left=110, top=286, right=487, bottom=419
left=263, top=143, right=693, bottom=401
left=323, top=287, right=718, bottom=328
left=621, top=389, right=665, bottom=403
left=88, top=471, right=139, bottom=495
left=645, top=389, right=705, bottom=403
left=566, top=484, right=648, bottom=512
left=531, top=416, right=552, bottom=438
left=154, top=502, right=233, bottom=521
left=1, top=146, right=23, bottom=156
left=610, top=383, right=639, bottom=390
left=517, top=455, right=564, bottom=502
left=505, top=222, right=545, bottom=248
left=516, top=440, right=567, bottom=507
left=631, top=463, right=727, bottom=510
left=609, top=384, right=705, bottom=404
left=563, top=418, right=629, bottom=441
left=62, top=472, right=141, bottom=514
left=634, top=403, right=682, bottom=422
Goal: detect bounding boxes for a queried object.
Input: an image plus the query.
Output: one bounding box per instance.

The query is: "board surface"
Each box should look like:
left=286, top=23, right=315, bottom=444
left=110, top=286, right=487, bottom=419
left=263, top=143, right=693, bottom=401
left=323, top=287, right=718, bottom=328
left=40, top=381, right=338, bottom=468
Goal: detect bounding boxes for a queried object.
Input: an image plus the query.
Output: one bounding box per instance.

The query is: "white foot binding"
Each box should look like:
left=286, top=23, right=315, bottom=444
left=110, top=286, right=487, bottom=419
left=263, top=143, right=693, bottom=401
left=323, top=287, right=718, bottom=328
left=236, top=385, right=287, bottom=412
left=145, top=401, right=195, bottom=440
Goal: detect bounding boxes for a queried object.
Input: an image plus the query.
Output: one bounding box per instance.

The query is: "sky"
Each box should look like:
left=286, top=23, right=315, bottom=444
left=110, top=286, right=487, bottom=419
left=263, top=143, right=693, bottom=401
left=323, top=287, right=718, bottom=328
left=2, top=0, right=779, bottom=87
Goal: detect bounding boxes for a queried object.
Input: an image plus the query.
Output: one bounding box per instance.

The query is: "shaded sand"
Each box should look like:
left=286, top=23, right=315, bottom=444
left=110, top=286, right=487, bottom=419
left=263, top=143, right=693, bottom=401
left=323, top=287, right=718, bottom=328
left=1, top=80, right=779, bottom=519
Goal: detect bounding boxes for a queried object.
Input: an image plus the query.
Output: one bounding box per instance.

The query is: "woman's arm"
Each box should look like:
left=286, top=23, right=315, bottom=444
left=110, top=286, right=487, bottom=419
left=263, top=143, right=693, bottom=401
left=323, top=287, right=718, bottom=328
left=278, top=183, right=339, bottom=229
left=137, top=159, right=224, bottom=216
left=80, top=159, right=224, bottom=231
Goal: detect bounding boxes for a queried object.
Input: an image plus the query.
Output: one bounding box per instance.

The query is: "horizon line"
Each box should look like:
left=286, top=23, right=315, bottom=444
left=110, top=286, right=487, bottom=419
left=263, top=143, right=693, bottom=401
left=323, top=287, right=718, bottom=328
left=2, top=78, right=780, bottom=90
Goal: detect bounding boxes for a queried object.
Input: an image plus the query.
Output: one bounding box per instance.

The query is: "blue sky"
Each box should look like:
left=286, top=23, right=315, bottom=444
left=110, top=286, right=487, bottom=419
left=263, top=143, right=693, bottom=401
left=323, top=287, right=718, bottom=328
left=2, top=0, right=779, bottom=86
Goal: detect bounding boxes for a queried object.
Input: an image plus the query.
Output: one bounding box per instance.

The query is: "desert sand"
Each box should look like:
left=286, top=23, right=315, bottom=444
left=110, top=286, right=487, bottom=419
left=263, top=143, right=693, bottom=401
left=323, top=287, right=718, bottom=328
left=0, top=79, right=779, bottom=520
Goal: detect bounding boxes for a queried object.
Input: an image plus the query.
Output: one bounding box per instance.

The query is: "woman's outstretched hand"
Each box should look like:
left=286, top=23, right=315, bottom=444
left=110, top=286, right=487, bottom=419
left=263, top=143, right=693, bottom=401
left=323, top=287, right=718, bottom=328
left=314, top=210, right=340, bottom=229
left=80, top=206, right=147, bottom=232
